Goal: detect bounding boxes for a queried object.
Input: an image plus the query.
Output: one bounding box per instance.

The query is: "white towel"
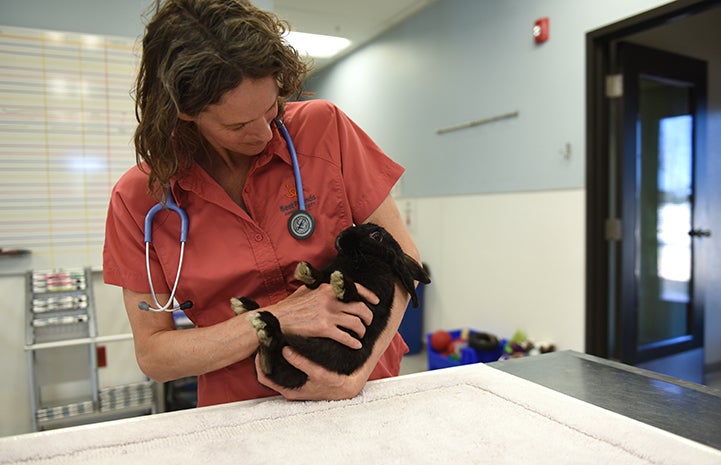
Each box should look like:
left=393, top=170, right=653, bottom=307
left=1, top=363, right=719, bottom=465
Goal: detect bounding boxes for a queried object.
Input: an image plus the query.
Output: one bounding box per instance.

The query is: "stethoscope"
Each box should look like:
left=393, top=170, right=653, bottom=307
left=138, top=119, right=315, bottom=312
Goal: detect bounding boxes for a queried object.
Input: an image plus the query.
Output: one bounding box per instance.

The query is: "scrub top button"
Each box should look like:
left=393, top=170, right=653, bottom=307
left=254, top=233, right=263, bottom=242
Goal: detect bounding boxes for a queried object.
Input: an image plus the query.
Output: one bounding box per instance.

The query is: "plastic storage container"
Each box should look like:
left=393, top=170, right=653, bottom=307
left=398, top=283, right=426, bottom=354
left=427, top=329, right=504, bottom=370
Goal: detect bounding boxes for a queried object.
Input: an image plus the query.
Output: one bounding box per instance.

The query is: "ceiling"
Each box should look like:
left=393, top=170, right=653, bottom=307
left=272, top=0, right=439, bottom=71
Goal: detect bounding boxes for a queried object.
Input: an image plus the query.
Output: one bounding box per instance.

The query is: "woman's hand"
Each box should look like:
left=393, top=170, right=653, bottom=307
left=270, top=284, right=378, bottom=350
left=255, top=346, right=369, bottom=401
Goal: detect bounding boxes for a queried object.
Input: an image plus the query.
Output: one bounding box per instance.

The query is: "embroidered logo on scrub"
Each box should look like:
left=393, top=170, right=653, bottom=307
left=279, top=183, right=316, bottom=216
left=283, top=183, right=297, bottom=199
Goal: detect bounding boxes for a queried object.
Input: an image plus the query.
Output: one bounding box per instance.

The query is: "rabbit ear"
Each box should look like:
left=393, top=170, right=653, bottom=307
left=395, top=254, right=431, bottom=308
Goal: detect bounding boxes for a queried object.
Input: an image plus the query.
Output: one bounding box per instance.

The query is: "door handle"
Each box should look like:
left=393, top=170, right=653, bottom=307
left=688, top=229, right=712, bottom=237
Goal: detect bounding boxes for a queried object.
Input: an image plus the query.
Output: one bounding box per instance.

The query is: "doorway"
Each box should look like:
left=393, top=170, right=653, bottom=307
left=585, top=0, right=721, bottom=383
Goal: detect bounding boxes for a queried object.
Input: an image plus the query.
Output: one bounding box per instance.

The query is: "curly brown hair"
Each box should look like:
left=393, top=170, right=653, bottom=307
left=133, top=0, right=310, bottom=199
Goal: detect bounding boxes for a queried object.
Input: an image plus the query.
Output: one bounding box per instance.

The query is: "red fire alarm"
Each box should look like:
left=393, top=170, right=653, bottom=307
left=533, top=17, right=549, bottom=44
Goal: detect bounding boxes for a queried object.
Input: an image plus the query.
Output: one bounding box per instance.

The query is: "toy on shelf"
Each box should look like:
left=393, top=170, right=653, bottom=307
left=500, top=329, right=556, bottom=359
left=427, top=328, right=504, bottom=370
left=429, top=329, right=453, bottom=353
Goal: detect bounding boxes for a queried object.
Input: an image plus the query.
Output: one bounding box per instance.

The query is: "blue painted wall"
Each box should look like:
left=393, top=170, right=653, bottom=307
left=306, top=0, right=671, bottom=197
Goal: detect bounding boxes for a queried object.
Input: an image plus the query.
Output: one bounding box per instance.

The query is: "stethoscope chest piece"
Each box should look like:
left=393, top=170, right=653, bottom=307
left=288, top=209, right=315, bottom=240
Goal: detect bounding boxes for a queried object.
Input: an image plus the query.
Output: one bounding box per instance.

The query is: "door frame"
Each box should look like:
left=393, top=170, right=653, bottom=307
left=585, top=0, right=721, bottom=358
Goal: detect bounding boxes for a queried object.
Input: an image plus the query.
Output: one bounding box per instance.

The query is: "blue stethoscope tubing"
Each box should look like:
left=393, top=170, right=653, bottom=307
left=139, top=119, right=314, bottom=312
left=276, top=119, right=305, bottom=211
left=276, top=119, right=315, bottom=240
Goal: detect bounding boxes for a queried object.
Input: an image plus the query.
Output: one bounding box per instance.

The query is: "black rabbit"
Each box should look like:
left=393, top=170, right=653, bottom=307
left=230, top=223, right=430, bottom=389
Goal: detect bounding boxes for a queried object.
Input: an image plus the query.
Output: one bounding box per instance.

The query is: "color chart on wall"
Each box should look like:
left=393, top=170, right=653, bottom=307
left=0, top=26, right=138, bottom=271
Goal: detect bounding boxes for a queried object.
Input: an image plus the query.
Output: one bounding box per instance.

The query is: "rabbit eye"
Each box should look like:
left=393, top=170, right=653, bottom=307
left=370, top=231, right=383, bottom=242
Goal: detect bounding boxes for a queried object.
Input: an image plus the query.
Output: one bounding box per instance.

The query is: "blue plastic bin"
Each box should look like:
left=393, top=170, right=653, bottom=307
left=426, top=329, right=504, bottom=370
left=398, top=283, right=425, bottom=354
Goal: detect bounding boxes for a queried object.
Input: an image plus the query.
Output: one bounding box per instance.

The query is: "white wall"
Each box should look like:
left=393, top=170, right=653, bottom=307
left=400, top=189, right=585, bottom=348
left=0, top=273, right=31, bottom=436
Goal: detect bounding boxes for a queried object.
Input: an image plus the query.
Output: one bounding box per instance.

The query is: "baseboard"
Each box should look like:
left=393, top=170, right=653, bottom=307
left=705, top=360, right=721, bottom=374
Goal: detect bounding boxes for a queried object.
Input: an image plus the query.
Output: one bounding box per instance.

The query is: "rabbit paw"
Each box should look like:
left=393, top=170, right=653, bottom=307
left=246, top=313, right=271, bottom=345
left=330, top=270, right=345, bottom=300
left=230, top=296, right=259, bottom=315
left=294, top=261, right=316, bottom=285
left=246, top=313, right=273, bottom=375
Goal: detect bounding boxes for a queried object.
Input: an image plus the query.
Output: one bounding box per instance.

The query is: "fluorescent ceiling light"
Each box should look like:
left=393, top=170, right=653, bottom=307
left=285, top=31, right=351, bottom=58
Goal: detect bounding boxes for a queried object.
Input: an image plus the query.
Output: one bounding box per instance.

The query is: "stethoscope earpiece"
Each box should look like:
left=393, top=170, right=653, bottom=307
left=137, top=299, right=193, bottom=312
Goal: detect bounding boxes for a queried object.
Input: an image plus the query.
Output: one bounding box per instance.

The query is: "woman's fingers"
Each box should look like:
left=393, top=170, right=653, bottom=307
left=338, top=311, right=367, bottom=340
left=255, top=347, right=364, bottom=401
left=333, top=326, right=363, bottom=349
left=355, top=283, right=380, bottom=306
left=272, top=283, right=377, bottom=348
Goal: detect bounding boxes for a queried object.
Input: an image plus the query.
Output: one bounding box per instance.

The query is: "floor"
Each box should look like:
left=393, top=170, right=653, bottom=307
left=399, top=348, right=428, bottom=375
left=399, top=348, right=721, bottom=393
left=706, top=368, right=721, bottom=391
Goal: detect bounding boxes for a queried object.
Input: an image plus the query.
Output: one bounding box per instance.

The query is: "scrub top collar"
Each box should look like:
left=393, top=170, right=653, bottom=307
left=170, top=124, right=294, bottom=204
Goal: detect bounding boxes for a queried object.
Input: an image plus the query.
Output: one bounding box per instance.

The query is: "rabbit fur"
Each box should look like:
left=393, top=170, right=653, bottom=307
left=230, top=223, right=430, bottom=389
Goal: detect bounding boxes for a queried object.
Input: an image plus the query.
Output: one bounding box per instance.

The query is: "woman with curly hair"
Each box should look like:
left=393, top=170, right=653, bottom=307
left=103, top=0, right=421, bottom=406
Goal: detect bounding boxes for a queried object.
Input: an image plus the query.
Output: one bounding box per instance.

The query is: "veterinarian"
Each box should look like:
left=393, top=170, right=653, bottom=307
left=103, top=0, right=422, bottom=406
